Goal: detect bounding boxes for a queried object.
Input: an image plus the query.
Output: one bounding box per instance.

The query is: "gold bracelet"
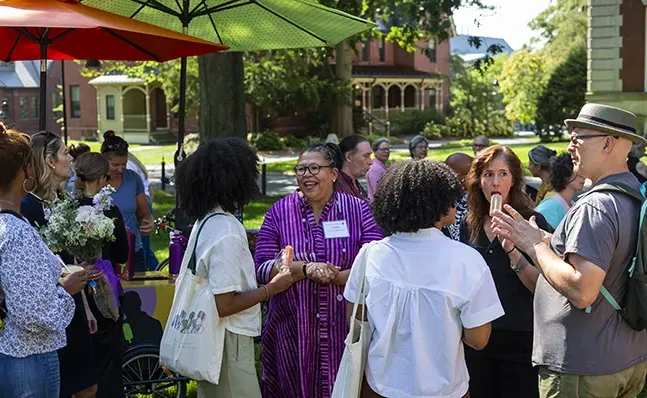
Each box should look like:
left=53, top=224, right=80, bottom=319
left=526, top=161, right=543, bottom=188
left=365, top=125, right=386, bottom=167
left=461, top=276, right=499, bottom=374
left=262, top=285, right=270, bottom=301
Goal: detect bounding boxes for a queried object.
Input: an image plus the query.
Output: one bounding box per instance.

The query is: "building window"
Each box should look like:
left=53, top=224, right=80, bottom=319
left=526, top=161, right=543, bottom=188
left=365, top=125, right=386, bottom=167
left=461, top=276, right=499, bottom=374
left=19, top=97, right=28, bottom=120
left=70, top=85, right=81, bottom=118
left=428, top=40, right=437, bottom=63
left=106, top=95, right=115, bottom=120
left=379, top=38, right=385, bottom=62
left=362, top=43, right=369, bottom=61
left=1, top=96, right=9, bottom=119
left=30, top=97, right=39, bottom=120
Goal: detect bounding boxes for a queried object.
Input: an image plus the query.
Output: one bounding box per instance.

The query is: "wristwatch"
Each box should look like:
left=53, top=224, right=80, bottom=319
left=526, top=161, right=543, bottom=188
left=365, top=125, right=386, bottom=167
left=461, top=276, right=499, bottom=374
left=510, top=260, right=527, bottom=274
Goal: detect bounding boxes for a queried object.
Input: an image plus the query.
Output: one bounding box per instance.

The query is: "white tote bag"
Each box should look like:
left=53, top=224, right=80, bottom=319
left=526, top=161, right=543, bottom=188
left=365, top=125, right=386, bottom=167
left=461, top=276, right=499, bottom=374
left=331, top=244, right=373, bottom=398
left=160, top=213, right=225, bottom=384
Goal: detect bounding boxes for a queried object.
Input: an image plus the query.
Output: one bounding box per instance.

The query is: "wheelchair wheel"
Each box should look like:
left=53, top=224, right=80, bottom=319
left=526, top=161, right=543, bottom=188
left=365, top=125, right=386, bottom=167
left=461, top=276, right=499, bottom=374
left=155, top=258, right=169, bottom=272
left=122, top=345, right=187, bottom=398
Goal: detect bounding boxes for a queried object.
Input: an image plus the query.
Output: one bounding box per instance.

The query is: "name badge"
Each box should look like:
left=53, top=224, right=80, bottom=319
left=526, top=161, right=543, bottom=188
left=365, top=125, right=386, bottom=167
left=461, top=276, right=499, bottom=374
left=323, top=220, right=350, bottom=239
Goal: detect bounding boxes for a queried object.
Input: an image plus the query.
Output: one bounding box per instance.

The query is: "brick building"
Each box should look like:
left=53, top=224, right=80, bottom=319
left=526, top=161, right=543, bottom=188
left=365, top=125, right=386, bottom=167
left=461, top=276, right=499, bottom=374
left=0, top=60, right=97, bottom=139
left=586, top=0, right=647, bottom=133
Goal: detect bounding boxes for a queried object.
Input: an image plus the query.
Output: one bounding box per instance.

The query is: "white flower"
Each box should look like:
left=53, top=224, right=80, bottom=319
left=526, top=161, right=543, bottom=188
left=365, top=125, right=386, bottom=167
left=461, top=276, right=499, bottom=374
left=75, top=206, right=94, bottom=224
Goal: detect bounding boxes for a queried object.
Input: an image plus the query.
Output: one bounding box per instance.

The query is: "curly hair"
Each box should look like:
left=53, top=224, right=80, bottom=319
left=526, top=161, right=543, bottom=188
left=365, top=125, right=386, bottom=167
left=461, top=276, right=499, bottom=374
left=466, top=145, right=535, bottom=244
left=548, top=153, right=575, bottom=192
left=372, top=160, right=462, bottom=234
left=175, top=138, right=260, bottom=220
left=0, top=123, right=31, bottom=193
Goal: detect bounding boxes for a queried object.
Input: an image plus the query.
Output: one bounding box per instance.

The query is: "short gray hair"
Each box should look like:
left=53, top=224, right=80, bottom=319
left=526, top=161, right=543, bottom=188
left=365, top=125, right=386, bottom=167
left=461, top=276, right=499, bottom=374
left=372, top=138, right=390, bottom=152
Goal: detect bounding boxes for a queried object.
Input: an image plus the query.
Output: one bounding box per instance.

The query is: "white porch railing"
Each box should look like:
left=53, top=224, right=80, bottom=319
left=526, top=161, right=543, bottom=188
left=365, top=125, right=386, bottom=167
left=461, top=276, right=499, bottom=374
left=123, top=114, right=147, bottom=130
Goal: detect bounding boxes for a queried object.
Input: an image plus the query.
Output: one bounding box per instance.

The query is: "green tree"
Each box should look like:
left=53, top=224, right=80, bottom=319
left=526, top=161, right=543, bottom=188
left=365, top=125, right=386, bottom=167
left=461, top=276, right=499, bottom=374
left=535, top=44, right=586, bottom=141
left=499, top=49, right=548, bottom=124
left=448, top=54, right=513, bottom=137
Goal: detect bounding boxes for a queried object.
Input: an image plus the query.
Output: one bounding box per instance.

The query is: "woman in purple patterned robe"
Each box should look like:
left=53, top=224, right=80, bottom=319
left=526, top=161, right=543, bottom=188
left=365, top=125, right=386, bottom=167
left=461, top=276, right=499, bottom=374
left=255, top=143, right=382, bottom=398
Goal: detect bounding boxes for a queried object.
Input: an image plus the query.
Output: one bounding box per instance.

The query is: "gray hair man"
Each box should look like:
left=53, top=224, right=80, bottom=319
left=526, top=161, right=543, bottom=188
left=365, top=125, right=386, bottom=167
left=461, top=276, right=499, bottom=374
left=492, top=103, right=647, bottom=397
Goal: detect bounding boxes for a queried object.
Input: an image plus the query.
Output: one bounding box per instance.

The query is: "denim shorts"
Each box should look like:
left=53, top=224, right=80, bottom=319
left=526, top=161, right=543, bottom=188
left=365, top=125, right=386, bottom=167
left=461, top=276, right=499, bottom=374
left=0, top=351, right=60, bottom=397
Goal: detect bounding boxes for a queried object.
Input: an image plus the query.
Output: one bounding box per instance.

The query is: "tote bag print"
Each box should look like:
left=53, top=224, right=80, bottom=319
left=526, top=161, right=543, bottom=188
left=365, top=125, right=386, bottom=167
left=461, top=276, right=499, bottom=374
left=160, top=213, right=225, bottom=384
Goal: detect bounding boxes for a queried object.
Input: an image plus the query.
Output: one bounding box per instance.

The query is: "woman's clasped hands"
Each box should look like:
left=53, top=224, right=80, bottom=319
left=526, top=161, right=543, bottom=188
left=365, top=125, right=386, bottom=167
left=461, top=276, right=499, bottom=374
left=305, top=262, right=339, bottom=284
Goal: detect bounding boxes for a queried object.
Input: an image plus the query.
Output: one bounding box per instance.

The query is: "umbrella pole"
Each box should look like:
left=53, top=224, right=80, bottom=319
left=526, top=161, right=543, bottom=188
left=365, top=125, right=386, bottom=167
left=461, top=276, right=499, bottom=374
left=39, top=43, right=47, bottom=132
left=174, top=54, right=190, bottom=234
left=61, top=60, right=68, bottom=144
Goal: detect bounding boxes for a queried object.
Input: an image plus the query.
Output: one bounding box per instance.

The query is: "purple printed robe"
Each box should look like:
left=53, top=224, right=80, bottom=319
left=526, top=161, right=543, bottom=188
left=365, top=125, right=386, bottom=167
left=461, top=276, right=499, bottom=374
left=255, top=190, right=382, bottom=398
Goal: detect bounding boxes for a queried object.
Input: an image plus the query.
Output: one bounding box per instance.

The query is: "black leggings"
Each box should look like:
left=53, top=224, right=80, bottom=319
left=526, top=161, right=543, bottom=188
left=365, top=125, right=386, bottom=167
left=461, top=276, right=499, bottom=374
left=465, top=330, right=538, bottom=398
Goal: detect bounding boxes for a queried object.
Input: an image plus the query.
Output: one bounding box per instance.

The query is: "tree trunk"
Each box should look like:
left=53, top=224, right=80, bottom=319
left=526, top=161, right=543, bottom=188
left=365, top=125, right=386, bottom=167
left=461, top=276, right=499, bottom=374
left=332, top=41, right=354, bottom=138
left=198, top=52, right=247, bottom=142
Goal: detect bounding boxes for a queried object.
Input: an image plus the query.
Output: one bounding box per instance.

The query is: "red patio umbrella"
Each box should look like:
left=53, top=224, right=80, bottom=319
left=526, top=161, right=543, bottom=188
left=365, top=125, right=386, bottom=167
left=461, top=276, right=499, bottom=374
left=0, top=0, right=228, bottom=130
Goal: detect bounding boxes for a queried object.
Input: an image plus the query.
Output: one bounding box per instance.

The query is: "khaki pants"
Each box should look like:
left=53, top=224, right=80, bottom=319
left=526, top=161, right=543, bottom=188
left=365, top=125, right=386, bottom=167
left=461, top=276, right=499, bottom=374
left=538, top=362, right=647, bottom=398
left=197, top=331, right=261, bottom=398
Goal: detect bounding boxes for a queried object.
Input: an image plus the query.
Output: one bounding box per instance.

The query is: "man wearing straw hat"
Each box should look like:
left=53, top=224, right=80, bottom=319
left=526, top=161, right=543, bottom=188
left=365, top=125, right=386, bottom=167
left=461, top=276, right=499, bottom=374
left=491, top=103, right=647, bottom=397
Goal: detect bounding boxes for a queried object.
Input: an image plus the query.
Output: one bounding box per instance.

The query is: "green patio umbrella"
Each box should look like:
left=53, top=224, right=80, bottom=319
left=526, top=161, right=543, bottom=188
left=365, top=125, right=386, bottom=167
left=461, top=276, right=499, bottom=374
left=82, top=0, right=375, bottom=161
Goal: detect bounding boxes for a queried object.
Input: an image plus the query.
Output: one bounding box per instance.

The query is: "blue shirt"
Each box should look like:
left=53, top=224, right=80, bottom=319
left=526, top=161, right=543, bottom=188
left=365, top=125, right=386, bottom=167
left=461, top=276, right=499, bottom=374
left=536, top=195, right=570, bottom=230
left=111, top=170, right=144, bottom=251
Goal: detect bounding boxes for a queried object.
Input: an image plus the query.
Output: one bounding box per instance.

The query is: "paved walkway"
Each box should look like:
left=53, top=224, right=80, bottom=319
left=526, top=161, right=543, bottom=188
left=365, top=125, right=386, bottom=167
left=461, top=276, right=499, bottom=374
left=146, top=134, right=544, bottom=196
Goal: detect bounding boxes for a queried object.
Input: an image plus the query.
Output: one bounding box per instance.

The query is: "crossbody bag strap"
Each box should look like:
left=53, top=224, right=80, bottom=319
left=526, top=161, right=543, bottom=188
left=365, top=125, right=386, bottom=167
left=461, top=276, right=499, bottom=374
left=187, top=212, right=225, bottom=275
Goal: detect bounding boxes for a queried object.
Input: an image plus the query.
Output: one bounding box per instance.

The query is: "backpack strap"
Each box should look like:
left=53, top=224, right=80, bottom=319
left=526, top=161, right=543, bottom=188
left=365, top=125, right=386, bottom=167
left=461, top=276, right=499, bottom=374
left=187, top=212, right=225, bottom=275
left=581, top=182, right=645, bottom=313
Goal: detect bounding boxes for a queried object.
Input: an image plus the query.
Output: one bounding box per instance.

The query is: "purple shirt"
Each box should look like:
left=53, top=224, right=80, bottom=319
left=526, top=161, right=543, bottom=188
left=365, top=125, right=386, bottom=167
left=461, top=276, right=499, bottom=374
left=334, top=171, right=368, bottom=202
left=255, top=190, right=382, bottom=398
left=366, top=159, right=388, bottom=201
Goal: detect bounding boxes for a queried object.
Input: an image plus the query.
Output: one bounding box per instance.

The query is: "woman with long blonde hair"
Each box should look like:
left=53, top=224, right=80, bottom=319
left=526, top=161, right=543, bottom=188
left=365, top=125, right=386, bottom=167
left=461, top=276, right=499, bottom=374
left=459, top=145, right=552, bottom=398
left=20, top=131, right=99, bottom=398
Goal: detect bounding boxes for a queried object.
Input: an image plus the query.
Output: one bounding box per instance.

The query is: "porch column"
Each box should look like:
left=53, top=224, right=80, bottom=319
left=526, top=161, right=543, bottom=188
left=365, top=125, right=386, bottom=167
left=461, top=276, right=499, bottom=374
left=368, top=84, right=373, bottom=113
left=384, top=84, right=390, bottom=120
left=415, top=85, right=420, bottom=109
left=400, top=84, right=405, bottom=112
left=362, top=84, right=367, bottom=111
left=436, top=83, right=442, bottom=112
left=96, top=91, right=101, bottom=136
left=420, top=86, right=426, bottom=110
left=120, top=88, right=125, bottom=129
left=145, top=86, right=151, bottom=133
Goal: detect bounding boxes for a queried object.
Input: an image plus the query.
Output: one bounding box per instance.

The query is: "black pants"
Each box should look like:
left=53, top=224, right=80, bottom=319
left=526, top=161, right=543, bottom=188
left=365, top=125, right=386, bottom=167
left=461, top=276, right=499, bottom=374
left=465, top=330, right=538, bottom=398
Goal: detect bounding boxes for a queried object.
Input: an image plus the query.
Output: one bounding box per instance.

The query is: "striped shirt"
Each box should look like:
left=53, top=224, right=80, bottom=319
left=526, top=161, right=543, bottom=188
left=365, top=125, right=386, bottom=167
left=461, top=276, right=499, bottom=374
left=334, top=170, right=368, bottom=201
left=255, top=190, right=382, bottom=398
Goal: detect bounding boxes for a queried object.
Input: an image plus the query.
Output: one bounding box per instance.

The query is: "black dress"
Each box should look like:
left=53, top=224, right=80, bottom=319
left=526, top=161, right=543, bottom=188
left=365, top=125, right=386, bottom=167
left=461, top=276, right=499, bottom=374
left=21, top=193, right=98, bottom=398
left=79, top=197, right=129, bottom=398
left=459, top=212, right=553, bottom=398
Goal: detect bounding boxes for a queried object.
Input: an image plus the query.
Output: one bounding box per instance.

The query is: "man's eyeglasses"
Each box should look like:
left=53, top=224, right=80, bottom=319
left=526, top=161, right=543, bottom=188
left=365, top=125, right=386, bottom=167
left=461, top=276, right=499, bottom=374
left=569, top=133, right=617, bottom=144
left=294, top=164, right=334, bottom=176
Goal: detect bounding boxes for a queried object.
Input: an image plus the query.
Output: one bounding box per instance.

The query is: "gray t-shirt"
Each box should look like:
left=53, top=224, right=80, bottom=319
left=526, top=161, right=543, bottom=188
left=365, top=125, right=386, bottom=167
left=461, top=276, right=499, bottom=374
left=533, top=172, right=647, bottom=375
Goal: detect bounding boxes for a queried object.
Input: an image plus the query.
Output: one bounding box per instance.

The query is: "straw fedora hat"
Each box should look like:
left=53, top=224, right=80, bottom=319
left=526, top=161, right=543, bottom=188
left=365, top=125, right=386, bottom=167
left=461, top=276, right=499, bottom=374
left=564, top=103, right=646, bottom=144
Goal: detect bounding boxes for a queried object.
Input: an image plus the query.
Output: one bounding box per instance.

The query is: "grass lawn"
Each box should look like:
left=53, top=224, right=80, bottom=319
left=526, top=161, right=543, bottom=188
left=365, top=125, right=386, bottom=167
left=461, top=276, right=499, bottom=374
left=266, top=141, right=572, bottom=175
left=150, top=191, right=281, bottom=262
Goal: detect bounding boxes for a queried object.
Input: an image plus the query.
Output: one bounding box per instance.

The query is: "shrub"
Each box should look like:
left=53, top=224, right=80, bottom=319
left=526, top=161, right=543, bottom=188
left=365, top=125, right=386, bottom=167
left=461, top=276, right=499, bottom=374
left=389, top=109, right=446, bottom=135
left=249, top=131, right=283, bottom=151
left=423, top=112, right=514, bottom=139
left=363, top=134, right=404, bottom=145
left=283, top=135, right=309, bottom=149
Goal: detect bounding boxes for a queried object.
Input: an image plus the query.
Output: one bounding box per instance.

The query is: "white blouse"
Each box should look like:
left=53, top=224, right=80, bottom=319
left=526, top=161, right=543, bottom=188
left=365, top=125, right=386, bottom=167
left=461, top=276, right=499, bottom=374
left=345, top=228, right=504, bottom=398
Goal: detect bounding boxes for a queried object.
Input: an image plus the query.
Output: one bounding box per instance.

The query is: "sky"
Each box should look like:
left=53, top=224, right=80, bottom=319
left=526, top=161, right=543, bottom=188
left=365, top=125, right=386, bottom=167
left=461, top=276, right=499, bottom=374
left=453, top=0, right=554, bottom=50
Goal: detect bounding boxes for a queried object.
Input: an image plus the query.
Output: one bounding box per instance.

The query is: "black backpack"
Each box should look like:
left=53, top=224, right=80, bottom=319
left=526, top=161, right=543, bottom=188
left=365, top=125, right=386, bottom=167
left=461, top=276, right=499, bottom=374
left=579, top=183, right=647, bottom=331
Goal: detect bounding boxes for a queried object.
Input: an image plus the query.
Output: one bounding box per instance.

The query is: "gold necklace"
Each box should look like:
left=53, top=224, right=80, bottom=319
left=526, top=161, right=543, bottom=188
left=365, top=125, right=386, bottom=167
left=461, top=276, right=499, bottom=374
left=0, top=199, right=18, bottom=212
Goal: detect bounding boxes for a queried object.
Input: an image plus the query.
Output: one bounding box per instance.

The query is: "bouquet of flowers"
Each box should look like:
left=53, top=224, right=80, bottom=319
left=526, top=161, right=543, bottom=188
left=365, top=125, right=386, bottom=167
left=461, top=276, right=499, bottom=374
left=40, top=186, right=120, bottom=320
left=40, top=186, right=117, bottom=263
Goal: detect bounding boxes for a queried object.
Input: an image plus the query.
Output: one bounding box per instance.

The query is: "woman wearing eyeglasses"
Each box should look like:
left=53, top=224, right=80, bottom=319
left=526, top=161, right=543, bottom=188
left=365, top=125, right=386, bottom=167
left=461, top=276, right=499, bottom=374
left=73, top=152, right=129, bottom=398
left=20, top=131, right=100, bottom=398
left=254, top=143, right=383, bottom=398
left=366, top=138, right=390, bottom=202
left=100, top=131, right=153, bottom=272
